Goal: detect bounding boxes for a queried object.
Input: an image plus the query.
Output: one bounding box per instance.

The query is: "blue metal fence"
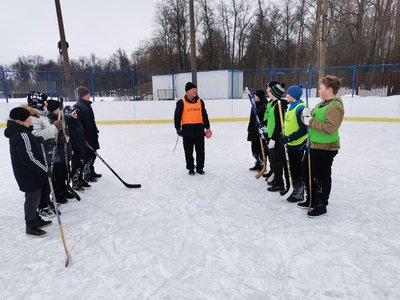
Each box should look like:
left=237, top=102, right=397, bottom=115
left=1, top=64, right=400, bottom=102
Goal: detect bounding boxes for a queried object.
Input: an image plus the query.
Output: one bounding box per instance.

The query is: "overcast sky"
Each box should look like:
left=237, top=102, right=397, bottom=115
left=0, top=0, right=160, bottom=65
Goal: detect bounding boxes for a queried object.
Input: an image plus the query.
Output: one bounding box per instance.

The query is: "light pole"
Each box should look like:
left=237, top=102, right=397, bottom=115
left=189, top=0, right=197, bottom=85
left=55, top=0, right=75, bottom=101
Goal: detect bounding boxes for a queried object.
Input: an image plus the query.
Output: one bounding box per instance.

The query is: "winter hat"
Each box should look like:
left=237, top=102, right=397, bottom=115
left=255, top=90, right=266, bottom=102
left=270, top=82, right=286, bottom=99
left=77, top=86, right=90, bottom=98
left=267, top=81, right=280, bottom=89
left=64, top=105, right=80, bottom=118
left=10, top=107, right=30, bottom=122
left=46, top=100, right=61, bottom=112
left=286, top=85, right=303, bottom=100
left=27, top=91, right=48, bottom=110
left=185, top=82, right=197, bottom=92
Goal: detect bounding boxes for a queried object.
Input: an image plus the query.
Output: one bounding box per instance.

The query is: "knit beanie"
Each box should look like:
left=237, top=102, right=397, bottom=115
left=10, top=107, right=30, bottom=122
left=267, top=81, right=280, bottom=89
left=46, top=100, right=61, bottom=113
left=270, top=82, right=286, bottom=99
left=255, top=90, right=266, bottom=102
left=185, top=82, right=197, bottom=92
left=286, top=85, right=303, bottom=100
left=77, top=86, right=90, bottom=98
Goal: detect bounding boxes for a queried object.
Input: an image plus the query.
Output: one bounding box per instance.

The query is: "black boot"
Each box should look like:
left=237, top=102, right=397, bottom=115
left=262, top=170, right=273, bottom=179
left=249, top=162, right=262, bottom=171
left=307, top=204, right=327, bottom=218
left=267, top=183, right=285, bottom=192
left=287, top=182, right=304, bottom=203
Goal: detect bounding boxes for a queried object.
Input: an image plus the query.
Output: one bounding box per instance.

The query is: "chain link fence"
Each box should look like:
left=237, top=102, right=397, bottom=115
left=1, top=64, right=400, bottom=102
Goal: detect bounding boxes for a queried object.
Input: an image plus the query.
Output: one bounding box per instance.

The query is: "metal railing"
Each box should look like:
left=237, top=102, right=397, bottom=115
left=1, top=63, right=400, bottom=102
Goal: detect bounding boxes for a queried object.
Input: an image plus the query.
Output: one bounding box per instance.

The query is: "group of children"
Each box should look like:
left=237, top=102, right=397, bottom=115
left=4, top=87, right=101, bottom=237
left=247, top=75, right=345, bottom=218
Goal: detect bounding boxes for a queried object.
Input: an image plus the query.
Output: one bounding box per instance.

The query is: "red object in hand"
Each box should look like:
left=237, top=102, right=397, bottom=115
left=205, top=129, right=212, bottom=139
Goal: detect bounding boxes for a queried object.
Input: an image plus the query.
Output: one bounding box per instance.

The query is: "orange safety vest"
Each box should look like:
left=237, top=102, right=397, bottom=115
left=181, top=98, right=203, bottom=125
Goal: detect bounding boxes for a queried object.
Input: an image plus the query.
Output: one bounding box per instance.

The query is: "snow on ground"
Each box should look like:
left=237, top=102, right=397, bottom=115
left=0, top=121, right=400, bottom=299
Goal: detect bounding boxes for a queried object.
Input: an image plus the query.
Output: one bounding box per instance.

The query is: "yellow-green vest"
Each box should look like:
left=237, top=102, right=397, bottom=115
left=309, top=99, right=343, bottom=143
left=285, top=101, right=307, bottom=146
left=266, top=101, right=277, bottom=138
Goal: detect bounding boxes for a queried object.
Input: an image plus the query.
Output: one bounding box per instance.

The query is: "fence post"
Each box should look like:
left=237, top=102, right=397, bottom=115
left=172, top=72, right=175, bottom=100
left=2, top=71, right=9, bottom=103
left=308, top=67, right=312, bottom=97
left=351, top=66, right=356, bottom=97
left=131, top=70, right=136, bottom=100
left=90, top=71, right=95, bottom=102
left=47, top=71, right=52, bottom=98
left=269, top=69, right=273, bottom=82
left=231, top=70, right=234, bottom=99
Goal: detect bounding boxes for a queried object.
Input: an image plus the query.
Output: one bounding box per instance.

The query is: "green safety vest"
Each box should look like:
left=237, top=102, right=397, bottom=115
left=285, top=101, right=307, bottom=146
left=263, top=100, right=274, bottom=131
left=266, top=101, right=277, bottom=138
left=309, top=99, right=343, bottom=143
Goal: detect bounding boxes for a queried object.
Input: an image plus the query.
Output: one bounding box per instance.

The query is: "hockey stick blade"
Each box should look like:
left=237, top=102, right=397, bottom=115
left=281, top=184, right=294, bottom=201
left=255, top=164, right=266, bottom=179
left=67, top=185, right=81, bottom=201
left=65, top=252, right=71, bottom=267
left=90, top=148, right=141, bottom=189
left=123, top=182, right=141, bottom=189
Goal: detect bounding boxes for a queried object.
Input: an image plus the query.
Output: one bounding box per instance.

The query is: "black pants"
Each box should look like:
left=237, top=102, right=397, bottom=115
left=25, top=188, right=41, bottom=227
left=288, top=148, right=305, bottom=184
left=53, top=162, right=67, bottom=196
left=183, top=136, right=205, bottom=171
left=38, top=183, right=51, bottom=209
left=302, top=149, right=338, bottom=206
left=251, top=139, right=263, bottom=164
left=83, top=148, right=97, bottom=178
left=270, top=143, right=289, bottom=186
left=71, top=154, right=83, bottom=183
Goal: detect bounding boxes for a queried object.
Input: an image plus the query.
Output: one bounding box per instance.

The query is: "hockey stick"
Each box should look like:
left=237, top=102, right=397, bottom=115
left=40, top=143, right=71, bottom=268
left=305, top=82, right=313, bottom=211
left=277, top=100, right=294, bottom=201
left=245, top=88, right=268, bottom=179
left=173, top=135, right=179, bottom=152
left=59, top=97, right=81, bottom=201
left=86, top=144, right=141, bottom=188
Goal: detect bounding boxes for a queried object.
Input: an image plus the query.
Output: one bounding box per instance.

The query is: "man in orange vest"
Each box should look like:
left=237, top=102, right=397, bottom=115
left=174, top=82, right=212, bottom=175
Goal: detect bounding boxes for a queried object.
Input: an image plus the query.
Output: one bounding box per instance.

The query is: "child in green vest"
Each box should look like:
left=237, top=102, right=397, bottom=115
left=265, top=82, right=288, bottom=193
left=276, top=85, right=307, bottom=203
left=299, top=75, right=345, bottom=218
left=262, top=81, right=280, bottom=181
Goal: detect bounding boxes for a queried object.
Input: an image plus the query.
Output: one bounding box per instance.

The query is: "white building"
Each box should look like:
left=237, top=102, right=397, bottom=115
left=152, top=70, right=243, bottom=100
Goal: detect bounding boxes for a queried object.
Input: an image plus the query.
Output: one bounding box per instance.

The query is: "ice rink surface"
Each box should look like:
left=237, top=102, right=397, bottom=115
left=1, top=121, right=399, bottom=299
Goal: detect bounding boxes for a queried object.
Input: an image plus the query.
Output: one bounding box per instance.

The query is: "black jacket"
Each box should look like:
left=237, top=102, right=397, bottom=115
left=47, top=112, right=67, bottom=163
left=270, top=99, right=288, bottom=141
left=65, top=115, right=86, bottom=159
left=174, top=96, right=210, bottom=138
left=74, top=98, right=100, bottom=149
left=247, top=100, right=266, bottom=142
left=4, top=120, right=48, bottom=192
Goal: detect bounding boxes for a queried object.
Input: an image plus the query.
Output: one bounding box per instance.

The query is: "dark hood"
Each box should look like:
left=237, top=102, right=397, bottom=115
left=4, top=120, right=33, bottom=139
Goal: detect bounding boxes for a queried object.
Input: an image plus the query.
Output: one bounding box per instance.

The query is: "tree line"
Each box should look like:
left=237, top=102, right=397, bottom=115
left=1, top=0, right=399, bottom=97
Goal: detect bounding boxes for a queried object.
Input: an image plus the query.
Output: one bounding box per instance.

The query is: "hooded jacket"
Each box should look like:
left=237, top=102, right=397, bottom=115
left=4, top=120, right=48, bottom=192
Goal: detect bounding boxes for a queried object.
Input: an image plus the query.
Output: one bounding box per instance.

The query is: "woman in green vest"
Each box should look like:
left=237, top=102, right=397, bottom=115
left=276, top=85, right=307, bottom=203
left=300, top=75, right=345, bottom=218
